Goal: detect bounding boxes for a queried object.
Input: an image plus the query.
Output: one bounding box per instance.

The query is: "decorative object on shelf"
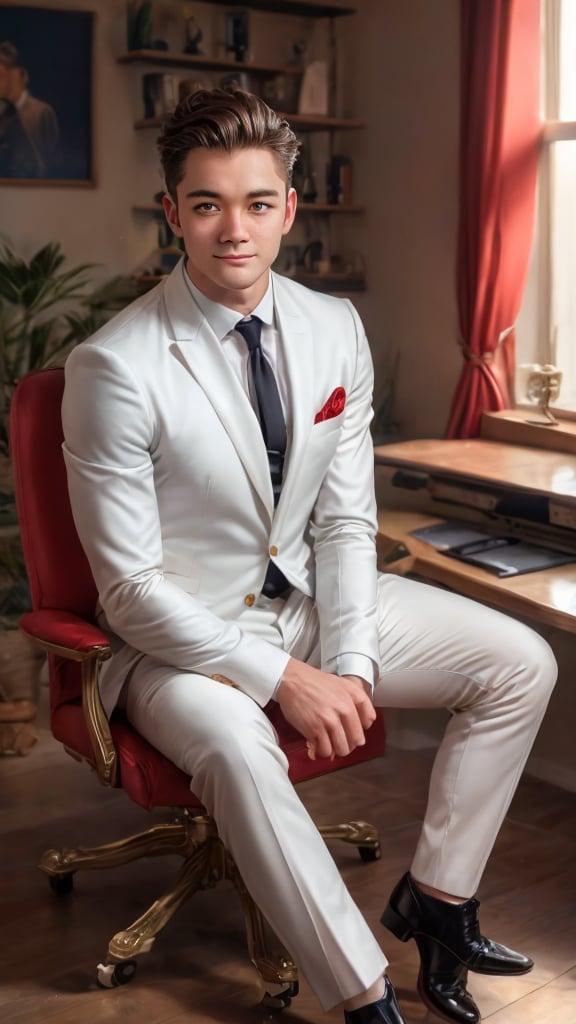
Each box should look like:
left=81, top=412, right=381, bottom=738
left=301, top=170, right=318, bottom=203
left=300, top=240, right=324, bottom=273
left=261, top=74, right=298, bottom=115
left=183, top=14, right=203, bottom=55
left=226, top=9, right=249, bottom=63
left=326, top=153, right=353, bottom=205
left=290, top=38, right=308, bottom=67
left=126, top=0, right=153, bottom=50
left=142, top=72, right=179, bottom=118
left=273, top=244, right=301, bottom=278
left=220, top=71, right=252, bottom=92
left=179, top=75, right=211, bottom=101
left=298, top=60, right=328, bottom=115
left=523, top=363, right=563, bottom=426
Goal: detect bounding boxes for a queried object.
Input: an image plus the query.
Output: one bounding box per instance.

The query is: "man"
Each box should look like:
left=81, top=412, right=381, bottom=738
left=62, top=88, right=557, bottom=1024
left=0, top=42, right=59, bottom=178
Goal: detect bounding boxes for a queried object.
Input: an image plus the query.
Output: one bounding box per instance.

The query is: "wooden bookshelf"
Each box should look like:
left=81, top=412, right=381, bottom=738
left=133, top=114, right=364, bottom=132
left=119, top=50, right=303, bottom=77
left=123, top=0, right=366, bottom=297
left=192, top=0, right=357, bottom=15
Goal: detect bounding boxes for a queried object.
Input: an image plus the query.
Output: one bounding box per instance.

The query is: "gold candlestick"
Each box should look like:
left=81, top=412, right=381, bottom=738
left=525, top=364, right=563, bottom=425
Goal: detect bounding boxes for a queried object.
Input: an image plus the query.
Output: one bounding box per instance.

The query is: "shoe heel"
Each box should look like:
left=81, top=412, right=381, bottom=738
left=380, top=904, right=413, bottom=942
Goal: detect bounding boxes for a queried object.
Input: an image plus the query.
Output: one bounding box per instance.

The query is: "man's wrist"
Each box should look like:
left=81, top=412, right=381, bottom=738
left=342, top=673, right=372, bottom=696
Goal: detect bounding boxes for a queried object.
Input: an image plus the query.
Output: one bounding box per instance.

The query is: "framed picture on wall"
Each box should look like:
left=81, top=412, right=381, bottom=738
left=0, top=6, right=94, bottom=186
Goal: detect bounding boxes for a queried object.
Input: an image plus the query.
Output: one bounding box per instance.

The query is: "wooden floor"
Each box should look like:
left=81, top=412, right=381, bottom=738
left=2, top=689, right=576, bottom=1024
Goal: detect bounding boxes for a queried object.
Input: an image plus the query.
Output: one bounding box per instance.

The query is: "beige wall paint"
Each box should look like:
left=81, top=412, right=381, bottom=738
left=334, top=0, right=462, bottom=440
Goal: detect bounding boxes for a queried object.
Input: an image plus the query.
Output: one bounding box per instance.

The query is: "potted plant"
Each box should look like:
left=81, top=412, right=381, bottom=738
left=0, top=239, right=137, bottom=754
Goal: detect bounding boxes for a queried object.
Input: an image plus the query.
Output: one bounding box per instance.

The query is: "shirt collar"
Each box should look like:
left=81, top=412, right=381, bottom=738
left=181, top=262, right=275, bottom=341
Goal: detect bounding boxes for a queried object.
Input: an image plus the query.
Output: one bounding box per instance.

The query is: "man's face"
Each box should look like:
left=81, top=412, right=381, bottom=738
left=0, top=61, right=11, bottom=100
left=163, top=146, right=297, bottom=312
left=0, top=63, right=24, bottom=102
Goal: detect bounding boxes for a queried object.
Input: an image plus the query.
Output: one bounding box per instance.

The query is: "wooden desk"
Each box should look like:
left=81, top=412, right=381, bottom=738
left=374, top=438, right=576, bottom=502
left=374, top=439, right=576, bottom=633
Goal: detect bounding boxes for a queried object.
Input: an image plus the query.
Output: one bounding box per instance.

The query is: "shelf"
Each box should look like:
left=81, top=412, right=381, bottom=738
left=189, top=1, right=357, bottom=15
left=133, top=202, right=365, bottom=214
left=119, top=49, right=302, bottom=76
left=133, top=113, right=364, bottom=131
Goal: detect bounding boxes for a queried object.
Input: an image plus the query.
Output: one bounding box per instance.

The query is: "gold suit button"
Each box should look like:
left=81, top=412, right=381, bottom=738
left=269, top=545, right=278, bottom=557
left=244, top=593, right=255, bottom=607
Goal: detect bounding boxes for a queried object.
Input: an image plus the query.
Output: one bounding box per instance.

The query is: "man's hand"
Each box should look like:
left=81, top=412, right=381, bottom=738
left=276, top=659, right=376, bottom=761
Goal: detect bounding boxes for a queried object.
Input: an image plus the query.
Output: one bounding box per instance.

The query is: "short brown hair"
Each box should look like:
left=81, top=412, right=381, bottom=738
left=157, top=87, right=300, bottom=199
left=0, top=42, right=20, bottom=69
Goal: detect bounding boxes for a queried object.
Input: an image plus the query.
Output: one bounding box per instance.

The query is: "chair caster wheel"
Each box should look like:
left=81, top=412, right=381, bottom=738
left=49, top=872, right=74, bottom=894
left=358, top=843, right=380, bottom=862
left=261, top=981, right=299, bottom=1010
left=96, top=960, right=138, bottom=988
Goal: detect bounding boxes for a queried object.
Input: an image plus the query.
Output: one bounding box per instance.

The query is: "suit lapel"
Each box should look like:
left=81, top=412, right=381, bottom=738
left=271, top=274, right=316, bottom=524
left=162, top=263, right=274, bottom=519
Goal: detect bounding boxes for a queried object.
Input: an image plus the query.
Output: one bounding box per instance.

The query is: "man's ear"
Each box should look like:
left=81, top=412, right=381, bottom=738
left=162, top=193, right=184, bottom=238
left=282, top=187, right=298, bottom=236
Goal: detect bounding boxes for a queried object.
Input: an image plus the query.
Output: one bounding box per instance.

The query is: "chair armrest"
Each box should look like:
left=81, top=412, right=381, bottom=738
left=19, top=609, right=117, bottom=788
left=19, top=609, right=112, bottom=660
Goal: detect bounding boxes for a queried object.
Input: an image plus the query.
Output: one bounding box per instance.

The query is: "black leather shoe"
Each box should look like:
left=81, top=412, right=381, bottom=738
left=381, top=872, right=534, bottom=976
left=414, top=934, right=480, bottom=1024
left=344, top=976, right=406, bottom=1024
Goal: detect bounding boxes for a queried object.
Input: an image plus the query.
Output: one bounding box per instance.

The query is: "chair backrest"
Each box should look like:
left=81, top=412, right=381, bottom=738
left=10, top=366, right=98, bottom=620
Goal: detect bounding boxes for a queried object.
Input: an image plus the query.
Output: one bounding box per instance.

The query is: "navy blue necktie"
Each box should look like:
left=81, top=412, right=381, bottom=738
left=236, top=316, right=290, bottom=600
left=235, top=316, right=286, bottom=507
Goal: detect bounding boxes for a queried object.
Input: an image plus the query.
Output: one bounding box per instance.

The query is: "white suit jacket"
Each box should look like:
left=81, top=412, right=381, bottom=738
left=62, top=261, right=380, bottom=717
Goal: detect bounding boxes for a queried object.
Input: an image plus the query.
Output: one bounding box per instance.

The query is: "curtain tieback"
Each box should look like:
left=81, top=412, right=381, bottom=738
left=459, top=342, right=494, bottom=367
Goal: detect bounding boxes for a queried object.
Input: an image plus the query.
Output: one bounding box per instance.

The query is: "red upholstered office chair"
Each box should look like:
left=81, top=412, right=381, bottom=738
left=11, top=366, right=386, bottom=1003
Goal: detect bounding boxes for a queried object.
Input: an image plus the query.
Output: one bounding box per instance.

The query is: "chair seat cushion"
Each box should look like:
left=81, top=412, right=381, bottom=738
left=52, top=703, right=386, bottom=812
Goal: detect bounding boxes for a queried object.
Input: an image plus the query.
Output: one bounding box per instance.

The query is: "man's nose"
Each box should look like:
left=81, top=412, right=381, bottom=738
left=219, top=210, right=249, bottom=244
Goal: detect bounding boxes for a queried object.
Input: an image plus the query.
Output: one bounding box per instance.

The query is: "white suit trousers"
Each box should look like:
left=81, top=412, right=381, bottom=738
left=124, top=573, right=557, bottom=1011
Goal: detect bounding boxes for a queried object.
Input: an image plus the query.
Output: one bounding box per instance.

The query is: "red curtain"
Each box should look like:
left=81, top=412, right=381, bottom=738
left=446, top=0, right=541, bottom=438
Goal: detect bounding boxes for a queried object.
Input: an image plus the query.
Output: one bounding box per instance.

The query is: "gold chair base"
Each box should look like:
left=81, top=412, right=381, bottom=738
left=39, top=813, right=380, bottom=991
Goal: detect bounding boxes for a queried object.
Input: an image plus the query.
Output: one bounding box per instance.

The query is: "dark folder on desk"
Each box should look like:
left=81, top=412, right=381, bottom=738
left=410, top=521, right=576, bottom=578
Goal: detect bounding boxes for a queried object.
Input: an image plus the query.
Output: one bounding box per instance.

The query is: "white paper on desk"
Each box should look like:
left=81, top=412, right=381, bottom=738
left=409, top=520, right=494, bottom=550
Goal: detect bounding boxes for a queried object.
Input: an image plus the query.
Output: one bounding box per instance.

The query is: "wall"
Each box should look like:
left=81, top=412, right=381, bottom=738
left=335, top=0, right=462, bottom=440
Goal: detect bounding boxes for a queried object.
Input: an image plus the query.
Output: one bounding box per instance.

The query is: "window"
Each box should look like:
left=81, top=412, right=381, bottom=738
left=516, top=0, right=576, bottom=414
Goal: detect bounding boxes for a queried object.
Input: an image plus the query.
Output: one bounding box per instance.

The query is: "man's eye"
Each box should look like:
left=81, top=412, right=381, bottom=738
left=195, top=202, right=218, bottom=213
left=251, top=202, right=270, bottom=212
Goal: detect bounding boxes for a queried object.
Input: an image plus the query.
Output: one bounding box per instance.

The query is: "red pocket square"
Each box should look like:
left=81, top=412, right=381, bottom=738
left=314, top=387, right=346, bottom=424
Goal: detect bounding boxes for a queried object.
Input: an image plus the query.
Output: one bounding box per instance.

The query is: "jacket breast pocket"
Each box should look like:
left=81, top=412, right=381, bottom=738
left=310, top=414, right=344, bottom=439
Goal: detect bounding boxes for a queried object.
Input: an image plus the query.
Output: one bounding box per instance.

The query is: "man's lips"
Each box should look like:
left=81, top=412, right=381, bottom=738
left=215, top=254, right=254, bottom=262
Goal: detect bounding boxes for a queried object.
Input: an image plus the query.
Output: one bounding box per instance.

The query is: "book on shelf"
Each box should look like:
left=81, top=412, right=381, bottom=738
left=326, top=154, right=353, bottom=205
left=142, top=73, right=179, bottom=119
